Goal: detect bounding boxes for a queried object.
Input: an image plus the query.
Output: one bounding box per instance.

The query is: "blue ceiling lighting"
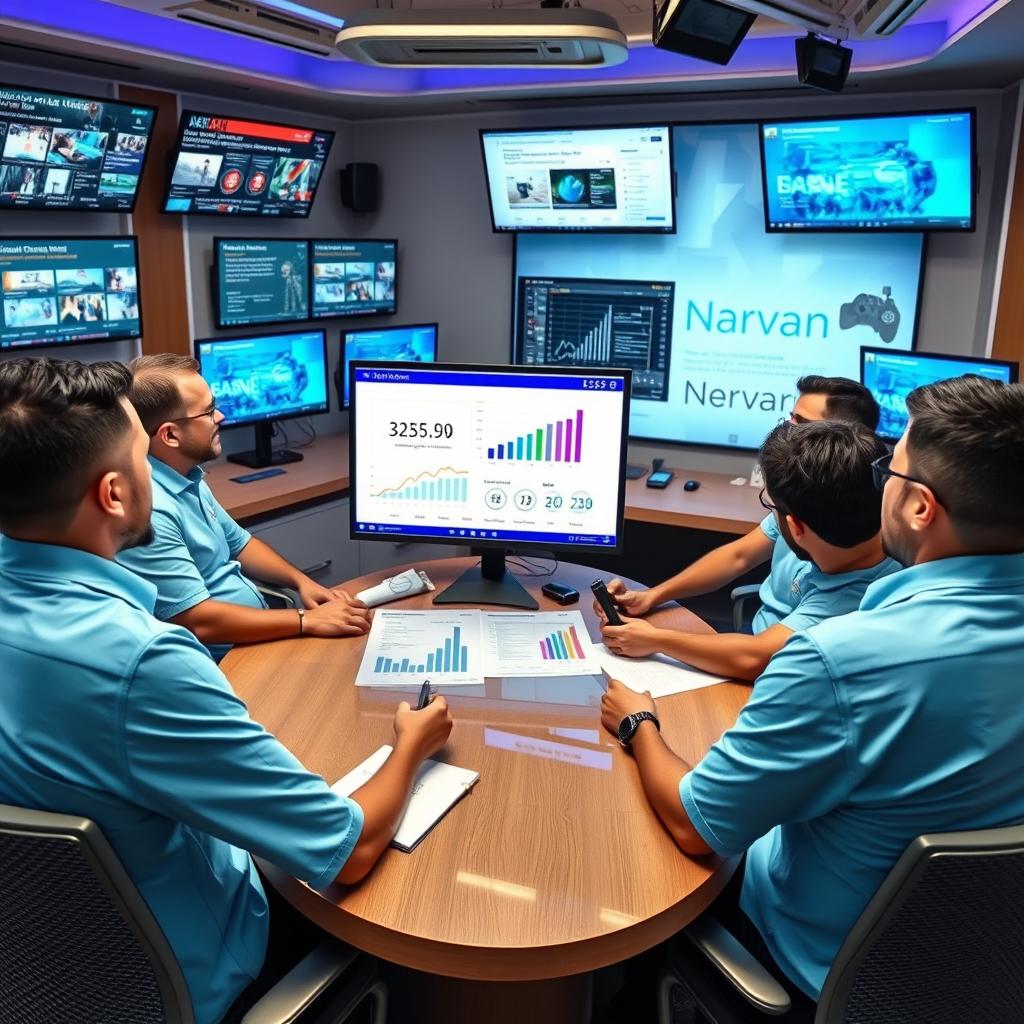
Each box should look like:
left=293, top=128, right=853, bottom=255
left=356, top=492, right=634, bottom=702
left=257, top=0, right=344, bottom=30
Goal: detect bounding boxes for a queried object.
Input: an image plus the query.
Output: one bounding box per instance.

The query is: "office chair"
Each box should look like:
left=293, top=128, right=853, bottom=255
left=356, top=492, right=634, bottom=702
left=660, top=823, right=1024, bottom=1023
left=730, top=585, right=762, bottom=633
left=0, top=803, right=387, bottom=1024
left=255, top=582, right=298, bottom=609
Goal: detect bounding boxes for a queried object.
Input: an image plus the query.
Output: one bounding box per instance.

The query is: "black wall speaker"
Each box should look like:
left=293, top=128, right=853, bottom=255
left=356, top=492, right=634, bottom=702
left=652, top=0, right=755, bottom=66
left=340, top=162, right=380, bottom=213
left=795, top=34, right=852, bottom=92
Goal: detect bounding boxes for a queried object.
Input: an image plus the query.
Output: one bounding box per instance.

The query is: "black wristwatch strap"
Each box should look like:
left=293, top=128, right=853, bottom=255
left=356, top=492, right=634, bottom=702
left=619, top=710, right=660, bottom=747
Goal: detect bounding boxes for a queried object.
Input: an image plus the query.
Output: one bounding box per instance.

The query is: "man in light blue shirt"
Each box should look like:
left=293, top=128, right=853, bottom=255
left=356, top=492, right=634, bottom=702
left=600, top=419, right=898, bottom=680
left=117, top=353, right=370, bottom=661
left=601, top=375, right=1024, bottom=1015
left=0, top=357, right=454, bottom=1024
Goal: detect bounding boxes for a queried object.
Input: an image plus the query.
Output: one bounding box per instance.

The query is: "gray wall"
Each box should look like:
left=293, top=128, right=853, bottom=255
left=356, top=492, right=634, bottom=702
left=352, top=88, right=1018, bottom=475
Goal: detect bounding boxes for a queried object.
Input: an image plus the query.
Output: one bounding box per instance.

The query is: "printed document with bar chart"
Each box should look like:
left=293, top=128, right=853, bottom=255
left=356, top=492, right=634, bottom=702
left=481, top=610, right=599, bottom=677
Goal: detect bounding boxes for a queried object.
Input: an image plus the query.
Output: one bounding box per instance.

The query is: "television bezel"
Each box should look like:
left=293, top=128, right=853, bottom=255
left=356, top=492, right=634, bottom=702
left=0, top=234, right=144, bottom=352
left=0, top=82, right=158, bottom=214
left=162, top=109, right=335, bottom=219
left=310, top=238, right=399, bottom=320
left=212, top=236, right=313, bottom=331
left=479, top=123, right=677, bottom=235
left=348, top=360, right=632, bottom=557
left=338, top=321, right=439, bottom=410
left=192, top=326, right=331, bottom=428
left=860, top=344, right=1020, bottom=442
left=756, top=107, right=978, bottom=235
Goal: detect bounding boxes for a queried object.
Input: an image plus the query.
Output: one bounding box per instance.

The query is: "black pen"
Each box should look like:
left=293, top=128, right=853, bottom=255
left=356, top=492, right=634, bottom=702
left=416, top=679, right=433, bottom=710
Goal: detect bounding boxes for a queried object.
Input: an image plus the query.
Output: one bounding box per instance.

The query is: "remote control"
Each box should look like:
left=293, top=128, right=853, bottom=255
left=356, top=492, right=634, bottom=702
left=230, top=467, right=287, bottom=484
left=591, top=579, right=623, bottom=626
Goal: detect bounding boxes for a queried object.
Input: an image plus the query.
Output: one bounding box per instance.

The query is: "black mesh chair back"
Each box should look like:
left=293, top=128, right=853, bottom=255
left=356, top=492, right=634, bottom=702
left=817, top=824, right=1024, bottom=1024
left=0, top=803, right=194, bottom=1024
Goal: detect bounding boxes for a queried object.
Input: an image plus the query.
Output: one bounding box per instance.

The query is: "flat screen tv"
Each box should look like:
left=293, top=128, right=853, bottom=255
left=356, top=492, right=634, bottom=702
left=759, top=109, right=975, bottom=232
left=214, top=238, right=310, bottom=329
left=480, top=125, right=675, bottom=234
left=311, top=239, right=397, bottom=318
left=0, top=84, right=156, bottom=211
left=1, top=236, right=142, bottom=351
left=164, top=110, right=333, bottom=217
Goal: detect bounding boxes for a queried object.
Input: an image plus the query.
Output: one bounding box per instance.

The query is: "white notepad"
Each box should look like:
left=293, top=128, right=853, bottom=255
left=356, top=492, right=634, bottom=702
left=332, top=745, right=479, bottom=853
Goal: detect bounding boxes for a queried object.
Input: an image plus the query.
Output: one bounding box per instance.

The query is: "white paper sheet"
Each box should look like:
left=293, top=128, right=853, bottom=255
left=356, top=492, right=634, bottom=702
left=594, top=643, right=729, bottom=698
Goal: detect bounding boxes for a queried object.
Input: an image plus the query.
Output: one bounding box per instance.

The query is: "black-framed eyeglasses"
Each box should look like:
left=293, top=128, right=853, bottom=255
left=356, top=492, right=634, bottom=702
left=776, top=412, right=811, bottom=427
left=151, top=402, right=218, bottom=436
left=758, top=487, right=776, bottom=513
left=871, top=453, right=942, bottom=503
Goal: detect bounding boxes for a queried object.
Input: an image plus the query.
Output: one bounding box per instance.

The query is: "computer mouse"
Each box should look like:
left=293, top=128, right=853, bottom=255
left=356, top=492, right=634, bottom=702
left=683, top=479, right=701, bottom=492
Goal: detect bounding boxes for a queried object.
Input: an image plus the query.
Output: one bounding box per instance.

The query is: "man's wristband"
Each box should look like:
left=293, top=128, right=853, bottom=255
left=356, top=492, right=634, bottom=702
left=296, top=607, right=305, bottom=636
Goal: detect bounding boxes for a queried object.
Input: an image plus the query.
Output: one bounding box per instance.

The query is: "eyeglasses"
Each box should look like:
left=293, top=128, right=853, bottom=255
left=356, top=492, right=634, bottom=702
left=152, top=402, right=218, bottom=436
left=871, top=453, right=942, bottom=504
left=776, top=412, right=811, bottom=426
left=758, top=487, right=776, bottom=513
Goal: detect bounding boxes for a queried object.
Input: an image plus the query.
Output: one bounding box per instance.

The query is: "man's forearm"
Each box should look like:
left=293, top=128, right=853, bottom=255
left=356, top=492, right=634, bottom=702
left=652, top=538, right=766, bottom=604
left=653, top=627, right=784, bottom=682
left=630, top=721, right=711, bottom=855
left=237, top=537, right=307, bottom=588
left=171, top=599, right=301, bottom=645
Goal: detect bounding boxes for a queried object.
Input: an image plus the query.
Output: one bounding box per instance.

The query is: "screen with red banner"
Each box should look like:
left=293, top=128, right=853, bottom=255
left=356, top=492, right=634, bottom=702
left=163, top=110, right=334, bottom=218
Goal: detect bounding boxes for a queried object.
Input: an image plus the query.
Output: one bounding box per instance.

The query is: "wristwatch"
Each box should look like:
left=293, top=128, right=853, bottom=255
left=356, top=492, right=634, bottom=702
left=617, top=711, right=660, bottom=748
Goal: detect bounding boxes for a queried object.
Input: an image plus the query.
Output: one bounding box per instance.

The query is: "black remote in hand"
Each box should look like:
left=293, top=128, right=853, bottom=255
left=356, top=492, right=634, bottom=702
left=591, top=579, right=624, bottom=626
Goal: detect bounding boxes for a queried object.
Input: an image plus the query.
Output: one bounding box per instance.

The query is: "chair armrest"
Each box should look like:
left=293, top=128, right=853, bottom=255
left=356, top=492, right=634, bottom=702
left=241, top=942, right=361, bottom=1024
left=253, top=582, right=297, bottom=609
left=683, top=917, right=791, bottom=1016
left=730, top=583, right=763, bottom=633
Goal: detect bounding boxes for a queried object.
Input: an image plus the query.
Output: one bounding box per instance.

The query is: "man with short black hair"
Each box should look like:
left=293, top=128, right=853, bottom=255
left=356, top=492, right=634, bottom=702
left=601, top=375, right=1024, bottom=1017
left=118, top=353, right=369, bottom=662
left=0, top=357, right=454, bottom=1024
left=601, top=377, right=880, bottom=670
left=600, top=420, right=897, bottom=680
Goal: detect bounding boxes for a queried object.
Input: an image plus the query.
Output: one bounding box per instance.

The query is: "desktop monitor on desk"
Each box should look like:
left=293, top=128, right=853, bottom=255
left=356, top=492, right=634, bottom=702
left=349, top=362, right=632, bottom=609
left=194, top=328, right=329, bottom=469
left=860, top=346, right=1019, bottom=443
left=337, top=323, right=438, bottom=409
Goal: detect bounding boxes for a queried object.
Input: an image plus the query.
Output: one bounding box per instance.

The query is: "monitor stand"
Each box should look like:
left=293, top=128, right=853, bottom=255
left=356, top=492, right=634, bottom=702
left=226, top=421, right=303, bottom=470
left=433, top=548, right=539, bottom=610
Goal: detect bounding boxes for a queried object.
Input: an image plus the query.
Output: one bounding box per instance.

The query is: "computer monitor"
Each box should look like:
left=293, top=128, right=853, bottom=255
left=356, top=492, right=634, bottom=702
left=337, top=323, right=438, bottom=409
left=350, top=362, right=632, bottom=608
left=194, top=328, right=329, bottom=469
left=213, top=238, right=310, bottom=329
left=860, top=346, right=1019, bottom=443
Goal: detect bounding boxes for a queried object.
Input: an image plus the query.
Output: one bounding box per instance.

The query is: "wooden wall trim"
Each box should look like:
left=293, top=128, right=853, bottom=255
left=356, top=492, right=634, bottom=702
left=992, top=103, right=1024, bottom=367
left=119, top=85, right=191, bottom=356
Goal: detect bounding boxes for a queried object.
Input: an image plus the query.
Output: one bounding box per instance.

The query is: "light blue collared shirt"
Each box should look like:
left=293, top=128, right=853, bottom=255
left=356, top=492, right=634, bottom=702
left=117, top=455, right=267, bottom=661
left=681, top=553, right=1024, bottom=1000
left=0, top=537, right=363, bottom=1024
left=752, top=513, right=898, bottom=634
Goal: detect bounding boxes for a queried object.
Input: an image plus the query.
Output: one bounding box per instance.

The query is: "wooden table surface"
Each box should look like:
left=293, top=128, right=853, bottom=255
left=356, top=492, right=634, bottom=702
left=205, top=433, right=764, bottom=534
left=223, top=557, right=750, bottom=983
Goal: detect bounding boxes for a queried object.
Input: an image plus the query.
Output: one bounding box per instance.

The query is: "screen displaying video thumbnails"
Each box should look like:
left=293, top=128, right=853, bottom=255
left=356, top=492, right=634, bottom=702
left=215, top=239, right=309, bottom=328
left=164, top=110, right=334, bottom=217
left=0, top=85, right=156, bottom=211
left=0, top=238, right=141, bottom=350
left=311, top=240, right=397, bottom=318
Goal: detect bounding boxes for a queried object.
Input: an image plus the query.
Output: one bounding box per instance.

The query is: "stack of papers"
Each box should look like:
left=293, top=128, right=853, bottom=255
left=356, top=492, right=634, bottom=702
left=594, top=644, right=728, bottom=697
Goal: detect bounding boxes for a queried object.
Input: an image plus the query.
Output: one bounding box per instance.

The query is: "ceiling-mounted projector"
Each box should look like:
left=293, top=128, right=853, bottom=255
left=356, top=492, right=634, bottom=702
left=334, top=9, right=629, bottom=67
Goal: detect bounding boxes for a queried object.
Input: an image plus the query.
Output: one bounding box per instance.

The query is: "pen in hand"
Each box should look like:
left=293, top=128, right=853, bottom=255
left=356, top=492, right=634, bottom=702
left=416, top=679, right=434, bottom=710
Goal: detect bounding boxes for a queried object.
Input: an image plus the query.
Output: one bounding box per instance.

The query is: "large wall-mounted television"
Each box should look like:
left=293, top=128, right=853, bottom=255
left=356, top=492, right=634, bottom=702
left=1, top=237, right=142, bottom=351
left=759, top=109, right=975, bottom=233
left=214, top=238, right=310, bottom=329
left=0, top=85, right=156, bottom=212
left=861, top=346, right=1019, bottom=443
left=513, top=122, right=926, bottom=452
left=311, top=239, right=397, bottom=318
left=338, top=322, right=438, bottom=409
left=164, top=110, right=333, bottom=217
left=480, top=125, right=675, bottom=234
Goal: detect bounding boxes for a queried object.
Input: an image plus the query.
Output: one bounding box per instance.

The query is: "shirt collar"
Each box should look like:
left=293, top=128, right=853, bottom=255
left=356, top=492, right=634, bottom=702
left=149, top=454, right=205, bottom=496
left=802, top=555, right=898, bottom=593
left=0, top=536, right=158, bottom=613
left=861, top=552, right=1024, bottom=611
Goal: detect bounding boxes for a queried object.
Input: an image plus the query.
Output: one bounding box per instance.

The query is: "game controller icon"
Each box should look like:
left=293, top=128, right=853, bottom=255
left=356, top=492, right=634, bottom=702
left=839, top=286, right=901, bottom=344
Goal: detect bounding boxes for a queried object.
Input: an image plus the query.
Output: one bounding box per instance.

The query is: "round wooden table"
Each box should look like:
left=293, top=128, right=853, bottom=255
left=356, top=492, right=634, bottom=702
left=223, top=557, right=749, bottom=1022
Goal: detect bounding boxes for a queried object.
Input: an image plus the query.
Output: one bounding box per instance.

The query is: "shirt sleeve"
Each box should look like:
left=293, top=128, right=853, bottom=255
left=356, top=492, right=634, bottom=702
left=121, top=630, right=363, bottom=890
left=679, top=632, right=853, bottom=856
left=775, top=588, right=847, bottom=634
left=208, top=489, right=252, bottom=560
left=760, top=512, right=780, bottom=543
left=118, top=510, right=211, bottom=620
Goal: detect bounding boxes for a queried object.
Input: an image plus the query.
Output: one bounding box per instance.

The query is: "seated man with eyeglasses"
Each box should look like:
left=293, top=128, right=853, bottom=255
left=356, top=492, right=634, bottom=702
left=600, top=375, right=1024, bottom=1017
left=117, top=354, right=370, bottom=662
left=599, top=418, right=899, bottom=680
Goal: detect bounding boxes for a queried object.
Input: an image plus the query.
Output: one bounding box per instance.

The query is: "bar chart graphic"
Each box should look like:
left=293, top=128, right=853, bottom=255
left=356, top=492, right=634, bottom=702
left=356, top=610, right=483, bottom=686
left=374, top=466, right=469, bottom=502
left=539, top=624, right=586, bottom=661
left=487, top=409, right=584, bottom=463
left=374, top=621, right=468, bottom=675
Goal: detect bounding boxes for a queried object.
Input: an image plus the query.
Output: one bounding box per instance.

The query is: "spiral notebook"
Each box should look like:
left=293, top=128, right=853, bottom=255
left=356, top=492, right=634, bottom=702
left=331, top=745, right=479, bottom=853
